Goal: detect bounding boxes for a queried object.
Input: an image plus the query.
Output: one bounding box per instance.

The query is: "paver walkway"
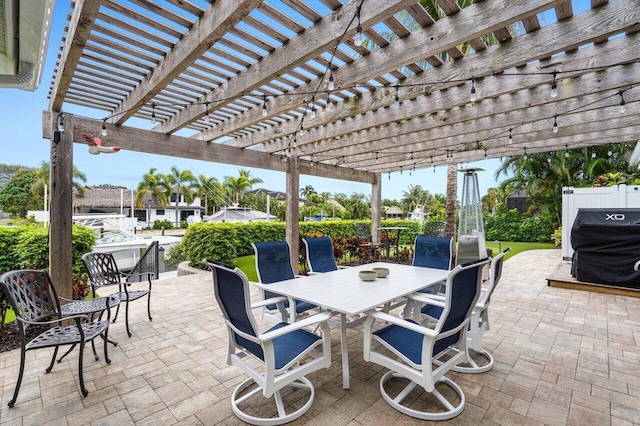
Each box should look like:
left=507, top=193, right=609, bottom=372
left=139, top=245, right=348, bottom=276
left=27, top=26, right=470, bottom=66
left=1, top=249, right=639, bottom=425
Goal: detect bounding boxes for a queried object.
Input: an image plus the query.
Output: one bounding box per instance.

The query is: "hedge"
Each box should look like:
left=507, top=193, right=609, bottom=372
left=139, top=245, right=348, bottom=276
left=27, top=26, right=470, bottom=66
left=181, top=219, right=423, bottom=266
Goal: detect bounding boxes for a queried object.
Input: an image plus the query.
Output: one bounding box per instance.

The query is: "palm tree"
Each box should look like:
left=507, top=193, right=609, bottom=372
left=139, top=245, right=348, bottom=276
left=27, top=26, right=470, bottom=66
left=31, top=161, right=87, bottom=202
left=195, top=174, right=223, bottom=215
left=165, top=166, right=196, bottom=225
left=223, top=168, right=263, bottom=205
left=482, top=187, right=505, bottom=214
left=300, top=185, right=316, bottom=199
left=135, top=168, right=170, bottom=226
left=401, top=184, right=428, bottom=212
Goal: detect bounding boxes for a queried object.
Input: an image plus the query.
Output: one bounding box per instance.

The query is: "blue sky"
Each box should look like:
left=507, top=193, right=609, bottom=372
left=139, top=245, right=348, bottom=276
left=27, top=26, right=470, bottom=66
left=0, top=1, right=590, bottom=202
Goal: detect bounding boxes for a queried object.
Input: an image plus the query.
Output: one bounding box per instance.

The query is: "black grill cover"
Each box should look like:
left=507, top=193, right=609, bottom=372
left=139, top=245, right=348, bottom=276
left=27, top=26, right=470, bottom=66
left=570, top=208, right=640, bottom=288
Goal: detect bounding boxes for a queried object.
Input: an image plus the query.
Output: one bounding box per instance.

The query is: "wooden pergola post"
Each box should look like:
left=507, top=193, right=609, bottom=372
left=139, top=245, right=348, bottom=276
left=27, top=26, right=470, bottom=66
left=286, top=156, right=300, bottom=273
left=49, top=111, right=74, bottom=300
left=371, top=172, right=382, bottom=244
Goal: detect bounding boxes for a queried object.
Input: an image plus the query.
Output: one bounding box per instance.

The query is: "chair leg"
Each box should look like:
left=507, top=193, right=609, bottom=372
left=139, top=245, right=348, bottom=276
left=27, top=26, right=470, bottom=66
left=112, top=303, right=121, bottom=323
left=146, top=293, right=152, bottom=321
left=78, top=342, right=89, bottom=397
left=102, top=330, right=111, bottom=365
left=125, top=301, right=132, bottom=337
left=8, top=348, right=27, bottom=408
left=46, top=346, right=59, bottom=373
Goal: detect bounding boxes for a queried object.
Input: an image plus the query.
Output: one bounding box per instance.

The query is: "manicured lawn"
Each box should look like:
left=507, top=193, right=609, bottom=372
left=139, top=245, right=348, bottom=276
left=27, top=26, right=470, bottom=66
left=234, top=255, right=258, bottom=282
left=485, top=241, right=555, bottom=260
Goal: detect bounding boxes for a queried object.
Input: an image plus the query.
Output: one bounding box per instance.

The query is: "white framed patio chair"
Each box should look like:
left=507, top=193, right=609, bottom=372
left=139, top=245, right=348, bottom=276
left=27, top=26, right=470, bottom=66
left=417, top=248, right=510, bottom=373
left=302, top=236, right=348, bottom=274
left=363, top=258, right=489, bottom=421
left=205, top=260, right=332, bottom=425
left=252, top=241, right=317, bottom=322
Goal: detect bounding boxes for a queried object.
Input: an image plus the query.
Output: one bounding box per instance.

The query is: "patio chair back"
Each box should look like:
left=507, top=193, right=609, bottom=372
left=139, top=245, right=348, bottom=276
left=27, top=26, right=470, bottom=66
left=412, top=236, right=453, bottom=270
left=422, top=221, right=446, bottom=237
left=303, top=236, right=338, bottom=273
left=353, top=222, right=373, bottom=242
left=206, top=260, right=263, bottom=360
left=2, top=269, right=60, bottom=325
left=481, top=247, right=510, bottom=307
left=252, top=241, right=296, bottom=284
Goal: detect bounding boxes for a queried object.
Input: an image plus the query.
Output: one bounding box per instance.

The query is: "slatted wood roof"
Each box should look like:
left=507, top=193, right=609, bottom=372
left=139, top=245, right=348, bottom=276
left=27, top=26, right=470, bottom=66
left=46, top=0, right=640, bottom=183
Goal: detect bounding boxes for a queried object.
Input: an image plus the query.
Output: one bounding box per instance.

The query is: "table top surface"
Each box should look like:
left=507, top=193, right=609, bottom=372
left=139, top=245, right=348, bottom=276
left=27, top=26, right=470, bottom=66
left=377, top=226, right=409, bottom=230
left=257, top=262, right=448, bottom=316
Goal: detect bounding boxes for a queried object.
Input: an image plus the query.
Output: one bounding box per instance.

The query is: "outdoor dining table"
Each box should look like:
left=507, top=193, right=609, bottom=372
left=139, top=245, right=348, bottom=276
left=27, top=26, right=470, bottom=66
left=256, top=262, right=449, bottom=389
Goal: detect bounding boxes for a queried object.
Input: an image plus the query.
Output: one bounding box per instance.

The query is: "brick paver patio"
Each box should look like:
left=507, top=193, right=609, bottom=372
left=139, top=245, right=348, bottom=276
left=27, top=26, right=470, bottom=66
left=1, top=249, right=639, bottom=425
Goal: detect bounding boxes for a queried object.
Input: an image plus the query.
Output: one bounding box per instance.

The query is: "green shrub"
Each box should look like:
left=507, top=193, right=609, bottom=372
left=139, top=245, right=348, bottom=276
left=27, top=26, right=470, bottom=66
left=0, top=227, right=21, bottom=272
left=182, top=222, right=237, bottom=268
left=484, top=205, right=552, bottom=243
left=551, top=227, right=562, bottom=247
left=164, top=242, right=186, bottom=270
left=153, top=219, right=173, bottom=230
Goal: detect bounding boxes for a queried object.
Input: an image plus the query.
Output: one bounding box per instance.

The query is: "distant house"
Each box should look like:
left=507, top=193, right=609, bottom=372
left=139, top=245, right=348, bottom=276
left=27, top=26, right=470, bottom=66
left=384, top=205, right=404, bottom=219
left=506, top=191, right=528, bottom=214
left=73, top=186, right=203, bottom=226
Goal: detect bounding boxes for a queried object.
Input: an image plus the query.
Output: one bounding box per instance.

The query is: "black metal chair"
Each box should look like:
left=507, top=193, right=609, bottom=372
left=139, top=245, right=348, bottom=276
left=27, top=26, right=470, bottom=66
left=353, top=222, right=384, bottom=260
left=422, top=221, right=447, bottom=237
left=206, top=260, right=332, bottom=425
left=0, top=269, right=111, bottom=407
left=82, top=241, right=157, bottom=337
left=363, top=258, right=490, bottom=420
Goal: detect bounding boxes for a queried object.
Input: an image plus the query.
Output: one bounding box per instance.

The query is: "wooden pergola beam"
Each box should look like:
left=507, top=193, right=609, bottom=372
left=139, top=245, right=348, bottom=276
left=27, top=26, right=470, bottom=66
left=48, top=0, right=101, bottom=112
left=40, top=112, right=375, bottom=184
left=110, top=0, right=262, bottom=125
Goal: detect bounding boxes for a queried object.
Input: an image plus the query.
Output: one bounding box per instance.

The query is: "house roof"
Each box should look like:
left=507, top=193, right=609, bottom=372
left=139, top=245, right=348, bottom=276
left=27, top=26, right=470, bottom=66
left=45, top=1, right=639, bottom=180
left=385, top=205, right=404, bottom=215
left=73, top=186, right=136, bottom=208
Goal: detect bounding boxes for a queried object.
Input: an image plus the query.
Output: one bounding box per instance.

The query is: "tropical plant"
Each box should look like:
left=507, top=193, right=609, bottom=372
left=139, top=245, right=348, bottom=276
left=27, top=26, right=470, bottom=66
left=135, top=168, right=170, bottom=227
left=31, top=161, right=87, bottom=202
left=223, top=168, right=264, bottom=206
left=0, top=169, right=41, bottom=217
left=165, top=166, right=196, bottom=225
left=195, top=174, right=224, bottom=215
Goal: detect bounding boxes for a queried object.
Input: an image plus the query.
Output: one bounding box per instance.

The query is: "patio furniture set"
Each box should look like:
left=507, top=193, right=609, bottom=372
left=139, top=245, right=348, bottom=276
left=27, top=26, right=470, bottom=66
left=209, top=235, right=509, bottom=424
left=0, top=242, right=156, bottom=408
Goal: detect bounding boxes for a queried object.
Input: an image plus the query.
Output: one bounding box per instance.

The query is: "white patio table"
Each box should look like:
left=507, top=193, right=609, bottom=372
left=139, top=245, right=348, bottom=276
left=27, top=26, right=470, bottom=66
left=256, top=262, right=449, bottom=389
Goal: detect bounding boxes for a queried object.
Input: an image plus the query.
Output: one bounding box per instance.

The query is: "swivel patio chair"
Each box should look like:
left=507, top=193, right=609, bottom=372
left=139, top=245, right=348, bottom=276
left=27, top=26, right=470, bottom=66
left=302, top=236, right=348, bottom=273
left=253, top=241, right=317, bottom=322
left=363, top=258, right=490, bottom=420
left=82, top=241, right=157, bottom=337
left=0, top=269, right=111, bottom=407
left=401, top=236, right=453, bottom=318
left=206, top=260, right=332, bottom=425
left=418, top=248, right=510, bottom=373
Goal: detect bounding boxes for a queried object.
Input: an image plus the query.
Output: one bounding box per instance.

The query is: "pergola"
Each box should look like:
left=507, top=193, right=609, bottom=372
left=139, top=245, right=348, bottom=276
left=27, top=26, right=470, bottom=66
left=43, top=0, right=639, bottom=294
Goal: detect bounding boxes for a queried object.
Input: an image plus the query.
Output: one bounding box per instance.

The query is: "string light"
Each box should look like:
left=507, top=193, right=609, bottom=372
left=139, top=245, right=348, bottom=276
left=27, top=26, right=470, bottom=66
left=608, top=143, right=613, bottom=156
left=298, top=118, right=305, bottom=136
left=619, top=91, right=626, bottom=113
left=550, top=71, right=558, bottom=98
left=393, top=85, right=400, bottom=110
left=328, top=73, right=335, bottom=91
left=523, top=147, right=527, bottom=159
left=262, top=96, right=268, bottom=117
left=469, top=78, right=477, bottom=103
left=547, top=154, right=552, bottom=163
left=592, top=149, right=596, bottom=158
left=388, top=171, right=391, bottom=180
left=309, top=97, right=316, bottom=119
left=101, top=120, right=107, bottom=136
left=310, top=155, right=314, bottom=166
left=508, top=128, right=513, bottom=144
left=292, top=137, right=297, bottom=148
left=326, top=95, right=333, bottom=110
left=57, top=112, right=65, bottom=132
left=484, top=149, right=487, bottom=159
left=375, top=151, right=379, bottom=164
left=204, top=101, right=211, bottom=122
left=151, top=103, right=157, bottom=123
left=354, top=5, right=363, bottom=47
left=565, top=143, right=569, bottom=158
left=553, top=114, right=559, bottom=133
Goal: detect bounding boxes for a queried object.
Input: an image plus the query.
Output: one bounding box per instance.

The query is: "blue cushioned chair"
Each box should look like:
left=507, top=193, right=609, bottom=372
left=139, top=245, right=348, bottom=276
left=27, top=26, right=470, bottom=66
left=302, top=236, right=348, bottom=274
left=253, top=241, right=317, bottom=322
left=363, top=258, right=490, bottom=421
left=420, top=248, right=510, bottom=373
left=206, top=260, right=331, bottom=425
left=413, top=236, right=453, bottom=270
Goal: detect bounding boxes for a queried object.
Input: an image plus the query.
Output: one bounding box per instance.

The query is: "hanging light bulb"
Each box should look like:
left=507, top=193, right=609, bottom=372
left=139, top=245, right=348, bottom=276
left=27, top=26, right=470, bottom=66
left=550, top=71, right=558, bottom=98
left=298, top=118, right=305, bottom=136
left=400, top=166, right=403, bottom=175
left=342, top=155, right=346, bottom=164
left=547, top=156, right=552, bottom=163
left=608, top=144, right=613, bottom=157
left=619, top=92, right=627, bottom=113
left=553, top=114, right=559, bottom=133
left=565, top=144, right=569, bottom=158
left=101, top=120, right=108, bottom=137
left=326, top=96, right=333, bottom=110
left=388, top=171, right=391, bottom=180
left=470, top=78, right=477, bottom=103
left=393, top=85, right=400, bottom=110
left=262, top=96, right=268, bottom=117
left=523, top=147, right=528, bottom=159
left=565, top=151, right=570, bottom=158
left=592, top=150, right=596, bottom=158
left=57, top=113, right=65, bottom=132
left=328, top=73, right=335, bottom=91
left=292, top=137, right=298, bottom=148
left=508, top=128, right=513, bottom=144
left=354, top=24, right=363, bottom=47
left=375, top=151, right=379, bottom=164
left=484, top=149, right=488, bottom=159
left=309, top=97, right=316, bottom=119
left=310, top=155, right=314, bottom=166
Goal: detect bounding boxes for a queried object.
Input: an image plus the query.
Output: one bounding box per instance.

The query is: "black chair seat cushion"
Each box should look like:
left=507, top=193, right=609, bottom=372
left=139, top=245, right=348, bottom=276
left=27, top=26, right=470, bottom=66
left=268, top=322, right=322, bottom=370
left=25, top=320, right=110, bottom=351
